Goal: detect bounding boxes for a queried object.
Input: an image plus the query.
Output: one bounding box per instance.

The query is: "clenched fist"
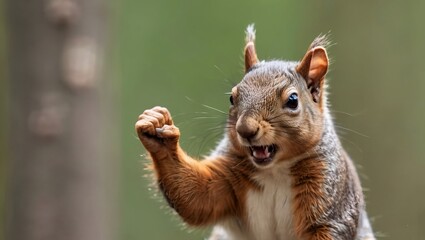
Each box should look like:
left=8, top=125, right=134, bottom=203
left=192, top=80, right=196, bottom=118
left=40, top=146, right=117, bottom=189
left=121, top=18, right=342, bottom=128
left=135, top=106, right=180, bottom=154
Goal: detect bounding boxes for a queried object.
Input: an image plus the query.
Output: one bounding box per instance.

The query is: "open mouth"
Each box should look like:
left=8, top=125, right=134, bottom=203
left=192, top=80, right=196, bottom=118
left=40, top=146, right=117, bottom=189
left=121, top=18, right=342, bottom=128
left=249, top=145, right=277, bottom=166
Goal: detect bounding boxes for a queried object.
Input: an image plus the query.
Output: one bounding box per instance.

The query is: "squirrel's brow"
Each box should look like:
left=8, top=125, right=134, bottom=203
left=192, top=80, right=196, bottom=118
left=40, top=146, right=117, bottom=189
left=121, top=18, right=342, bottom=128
left=275, top=75, right=292, bottom=89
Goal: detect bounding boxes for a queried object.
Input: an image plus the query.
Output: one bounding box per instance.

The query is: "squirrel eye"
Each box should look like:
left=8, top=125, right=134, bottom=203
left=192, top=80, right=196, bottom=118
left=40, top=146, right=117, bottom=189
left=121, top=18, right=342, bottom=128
left=285, top=93, right=298, bottom=109
left=229, top=95, right=234, bottom=105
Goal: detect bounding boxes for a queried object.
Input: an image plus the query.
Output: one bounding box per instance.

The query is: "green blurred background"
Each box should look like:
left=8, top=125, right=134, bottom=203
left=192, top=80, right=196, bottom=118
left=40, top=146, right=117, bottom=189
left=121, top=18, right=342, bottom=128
left=2, top=0, right=425, bottom=239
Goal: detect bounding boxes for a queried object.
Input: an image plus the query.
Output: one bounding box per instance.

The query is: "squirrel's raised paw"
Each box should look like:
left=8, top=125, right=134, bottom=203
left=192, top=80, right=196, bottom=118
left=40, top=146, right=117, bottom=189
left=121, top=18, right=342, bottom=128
left=135, top=106, right=180, bottom=153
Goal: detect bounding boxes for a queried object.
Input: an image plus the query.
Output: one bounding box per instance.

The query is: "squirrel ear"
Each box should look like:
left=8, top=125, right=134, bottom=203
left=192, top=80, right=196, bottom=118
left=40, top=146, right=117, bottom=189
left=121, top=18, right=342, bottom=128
left=244, top=24, right=259, bottom=73
left=296, top=46, right=329, bottom=102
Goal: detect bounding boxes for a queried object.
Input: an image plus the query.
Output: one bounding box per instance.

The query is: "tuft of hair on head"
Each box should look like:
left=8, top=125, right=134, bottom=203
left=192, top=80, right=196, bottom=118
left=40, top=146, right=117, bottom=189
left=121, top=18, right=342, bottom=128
left=245, top=24, right=256, bottom=44
left=244, top=24, right=259, bottom=72
left=309, top=33, right=332, bottom=51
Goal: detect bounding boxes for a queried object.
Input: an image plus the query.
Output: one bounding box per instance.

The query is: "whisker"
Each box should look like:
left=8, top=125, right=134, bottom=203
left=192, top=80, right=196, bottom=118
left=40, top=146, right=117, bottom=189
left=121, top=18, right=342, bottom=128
left=338, top=135, right=364, bottom=153
left=197, top=132, right=225, bottom=156
left=331, top=109, right=365, bottom=117
left=184, top=95, right=228, bottom=116
left=213, top=65, right=238, bottom=87
left=335, top=125, right=370, bottom=138
left=192, top=125, right=226, bottom=156
left=207, top=125, right=227, bottom=132
left=192, top=116, right=222, bottom=120
left=201, top=104, right=227, bottom=115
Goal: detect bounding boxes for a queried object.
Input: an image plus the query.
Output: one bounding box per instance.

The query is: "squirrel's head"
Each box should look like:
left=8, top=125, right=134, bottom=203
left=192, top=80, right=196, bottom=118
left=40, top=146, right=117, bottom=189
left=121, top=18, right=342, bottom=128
left=228, top=25, right=330, bottom=168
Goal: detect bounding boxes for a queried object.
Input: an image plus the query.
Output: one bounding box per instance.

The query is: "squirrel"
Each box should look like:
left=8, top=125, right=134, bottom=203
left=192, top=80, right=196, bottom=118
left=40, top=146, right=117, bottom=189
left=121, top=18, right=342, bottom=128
left=135, top=25, right=375, bottom=240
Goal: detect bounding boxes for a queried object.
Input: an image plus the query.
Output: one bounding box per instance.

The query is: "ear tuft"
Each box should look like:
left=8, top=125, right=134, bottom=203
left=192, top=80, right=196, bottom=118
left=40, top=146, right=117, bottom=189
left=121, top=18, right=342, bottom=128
left=244, top=24, right=259, bottom=73
left=308, top=34, right=331, bottom=51
left=245, top=24, right=256, bottom=43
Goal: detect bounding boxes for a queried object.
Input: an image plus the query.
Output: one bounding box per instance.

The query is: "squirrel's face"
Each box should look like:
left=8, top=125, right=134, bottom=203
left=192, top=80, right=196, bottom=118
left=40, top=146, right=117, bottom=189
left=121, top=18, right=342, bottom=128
left=228, top=62, right=325, bottom=168
left=228, top=27, right=330, bottom=168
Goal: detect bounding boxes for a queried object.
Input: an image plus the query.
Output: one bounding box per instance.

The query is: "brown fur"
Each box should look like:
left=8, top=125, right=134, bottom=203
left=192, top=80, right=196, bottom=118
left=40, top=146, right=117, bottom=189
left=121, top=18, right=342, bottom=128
left=135, top=26, right=375, bottom=239
left=245, top=43, right=259, bottom=72
left=136, top=108, right=260, bottom=226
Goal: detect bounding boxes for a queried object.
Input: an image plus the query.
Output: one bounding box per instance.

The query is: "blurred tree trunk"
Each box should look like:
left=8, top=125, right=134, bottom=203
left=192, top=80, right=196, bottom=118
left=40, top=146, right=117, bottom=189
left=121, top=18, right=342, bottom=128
left=5, top=0, right=116, bottom=240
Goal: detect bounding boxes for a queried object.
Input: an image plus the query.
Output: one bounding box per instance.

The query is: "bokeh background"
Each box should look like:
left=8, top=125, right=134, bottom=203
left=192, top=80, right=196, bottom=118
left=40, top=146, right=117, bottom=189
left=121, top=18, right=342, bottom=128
left=1, top=1, right=425, bottom=239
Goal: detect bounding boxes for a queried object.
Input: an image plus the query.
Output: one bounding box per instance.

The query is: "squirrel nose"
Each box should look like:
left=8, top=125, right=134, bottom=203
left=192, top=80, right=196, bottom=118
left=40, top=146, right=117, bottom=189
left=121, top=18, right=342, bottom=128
left=236, top=117, right=259, bottom=140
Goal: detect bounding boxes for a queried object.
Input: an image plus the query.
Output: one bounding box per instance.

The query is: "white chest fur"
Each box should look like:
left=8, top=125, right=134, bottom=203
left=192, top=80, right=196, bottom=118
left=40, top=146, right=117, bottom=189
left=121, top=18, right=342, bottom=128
left=210, top=160, right=299, bottom=240
left=245, top=162, right=296, bottom=240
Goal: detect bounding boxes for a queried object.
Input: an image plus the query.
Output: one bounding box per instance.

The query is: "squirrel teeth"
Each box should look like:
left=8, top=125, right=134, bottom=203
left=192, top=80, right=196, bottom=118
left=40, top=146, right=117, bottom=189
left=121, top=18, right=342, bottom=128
left=252, top=146, right=270, bottom=159
left=250, top=145, right=275, bottom=160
